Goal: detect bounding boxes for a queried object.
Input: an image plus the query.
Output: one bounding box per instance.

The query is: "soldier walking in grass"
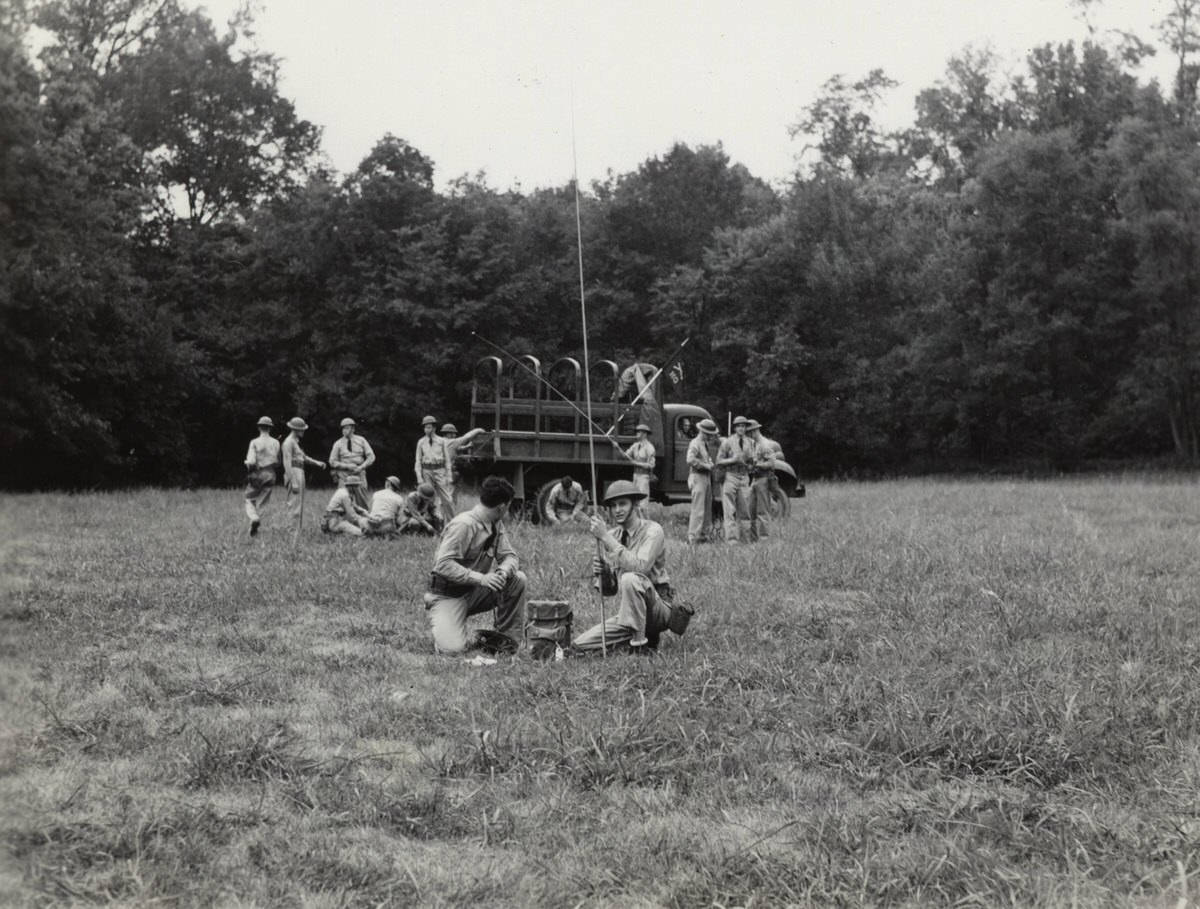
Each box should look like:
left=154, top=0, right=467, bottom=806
left=543, top=474, right=588, bottom=526
left=716, top=415, right=753, bottom=543
left=686, top=418, right=721, bottom=544
left=281, top=417, right=325, bottom=524
left=572, top=480, right=673, bottom=654
left=625, top=422, right=656, bottom=517
left=329, top=418, right=375, bottom=511
left=415, top=416, right=455, bottom=525
left=424, top=475, right=527, bottom=654
left=243, top=416, right=281, bottom=536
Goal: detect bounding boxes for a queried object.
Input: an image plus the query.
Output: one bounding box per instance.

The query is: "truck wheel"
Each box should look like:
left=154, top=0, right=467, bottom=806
left=533, top=481, right=560, bottom=526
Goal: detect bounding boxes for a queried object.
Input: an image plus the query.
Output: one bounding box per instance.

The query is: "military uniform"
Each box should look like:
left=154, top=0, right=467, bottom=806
left=329, top=420, right=375, bottom=510
left=717, top=417, right=753, bottom=543
left=243, top=419, right=281, bottom=534
left=416, top=417, right=455, bottom=523
left=399, top=484, right=441, bottom=536
left=365, top=481, right=406, bottom=537
left=281, top=418, right=323, bottom=522
left=624, top=424, right=655, bottom=516
left=321, top=486, right=368, bottom=536
left=685, top=419, right=720, bottom=543
left=544, top=480, right=588, bottom=525
left=746, top=422, right=777, bottom=541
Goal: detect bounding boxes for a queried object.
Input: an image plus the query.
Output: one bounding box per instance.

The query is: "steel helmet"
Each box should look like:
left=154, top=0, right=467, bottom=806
left=340, top=417, right=356, bottom=428
left=286, top=417, right=308, bottom=431
left=421, top=415, right=437, bottom=426
left=602, top=479, right=647, bottom=505
left=256, top=416, right=274, bottom=427
left=441, top=423, right=458, bottom=434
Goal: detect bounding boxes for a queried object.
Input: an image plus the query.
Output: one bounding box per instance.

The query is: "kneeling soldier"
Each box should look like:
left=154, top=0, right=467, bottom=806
left=365, top=476, right=406, bottom=537
left=398, top=482, right=442, bottom=536
left=573, top=479, right=673, bottom=654
left=424, top=476, right=526, bottom=654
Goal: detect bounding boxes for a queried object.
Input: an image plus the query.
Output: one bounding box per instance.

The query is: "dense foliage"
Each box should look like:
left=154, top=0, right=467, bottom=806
left=3, top=0, right=1200, bottom=487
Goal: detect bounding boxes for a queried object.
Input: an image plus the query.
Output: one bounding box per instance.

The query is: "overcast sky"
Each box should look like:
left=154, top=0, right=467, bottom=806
left=196, top=0, right=1173, bottom=190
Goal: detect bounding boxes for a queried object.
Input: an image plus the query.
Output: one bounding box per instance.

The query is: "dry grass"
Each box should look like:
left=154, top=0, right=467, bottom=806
left=2, top=478, right=1200, bottom=906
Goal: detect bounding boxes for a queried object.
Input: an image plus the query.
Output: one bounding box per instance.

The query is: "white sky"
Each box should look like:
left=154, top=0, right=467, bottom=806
left=196, top=0, right=1173, bottom=191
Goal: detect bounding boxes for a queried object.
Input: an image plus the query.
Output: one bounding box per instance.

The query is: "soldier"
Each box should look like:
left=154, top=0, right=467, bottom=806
left=543, top=474, right=588, bottom=526
left=399, top=482, right=442, bottom=536
left=281, top=417, right=325, bottom=524
left=329, top=418, right=375, bottom=511
left=442, top=422, right=487, bottom=511
left=424, top=475, right=527, bottom=654
left=364, top=475, right=406, bottom=537
left=716, top=415, right=753, bottom=543
left=243, top=416, right=281, bottom=536
left=624, top=422, right=656, bottom=516
left=686, top=418, right=720, bottom=544
left=320, top=486, right=370, bottom=536
left=745, top=419, right=777, bottom=542
left=572, top=480, right=673, bottom=654
left=415, top=416, right=455, bottom=524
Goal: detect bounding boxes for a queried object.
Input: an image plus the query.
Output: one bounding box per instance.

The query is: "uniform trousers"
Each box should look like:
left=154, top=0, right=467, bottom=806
left=424, top=570, right=527, bottom=654
left=632, top=471, right=651, bottom=516
left=748, top=474, right=773, bottom=541
left=243, top=468, right=276, bottom=522
left=284, top=467, right=306, bottom=521
left=686, top=470, right=712, bottom=542
left=572, top=573, right=671, bottom=651
left=421, top=466, right=456, bottom=523
left=721, top=472, right=750, bottom=543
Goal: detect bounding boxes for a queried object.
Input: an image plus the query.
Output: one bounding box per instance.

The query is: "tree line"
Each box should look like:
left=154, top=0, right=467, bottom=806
left=3, top=0, right=1200, bottom=489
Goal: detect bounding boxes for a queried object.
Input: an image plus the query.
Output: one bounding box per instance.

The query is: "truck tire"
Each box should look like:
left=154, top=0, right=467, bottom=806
left=769, top=485, right=791, bottom=521
left=533, top=480, right=559, bottom=526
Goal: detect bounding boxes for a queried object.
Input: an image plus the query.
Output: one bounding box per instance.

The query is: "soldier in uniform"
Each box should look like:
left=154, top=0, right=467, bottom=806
left=686, top=418, right=720, bottom=544
left=624, top=422, right=656, bottom=517
left=543, top=475, right=588, bottom=526
left=716, top=415, right=753, bottom=543
left=243, top=416, right=281, bottom=536
left=572, top=480, right=673, bottom=654
left=329, top=418, right=375, bottom=511
left=424, top=476, right=526, bottom=654
left=745, top=419, right=777, bottom=542
left=320, top=486, right=370, bottom=536
left=281, top=417, right=325, bottom=524
left=442, top=422, right=487, bottom=511
left=365, top=475, right=406, bottom=537
left=415, top=415, right=455, bottom=525
left=399, top=482, right=442, bottom=536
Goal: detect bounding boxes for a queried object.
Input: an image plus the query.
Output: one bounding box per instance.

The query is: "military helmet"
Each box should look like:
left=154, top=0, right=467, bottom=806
left=697, top=418, right=719, bottom=434
left=635, top=423, right=651, bottom=433
left=340, top=417, right=356, bottom=428
left=602, top=479, right=647, bottom=505
left=286, top=417, right=308, bottom=431
left=417, top=482, right=436, bottom=499
left=441, top=423, right=458, bottom=434
left=732, top=415, right=748, bottom=426
left=744, top=419, right=762, bottom=431
left=385, top=475, right=402, bottom=490
left=256, top=416, right=274, bottom=428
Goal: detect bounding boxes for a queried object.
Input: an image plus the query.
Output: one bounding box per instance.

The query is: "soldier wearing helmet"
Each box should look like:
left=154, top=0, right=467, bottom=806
left=281, top=417, right=325, bottom=526
left=328, top=417, right=375, bottom=511
left=398, top=482, right=442, bottom=536
left=415, top=415, right=456, bottom=524
left=364, top=475, right=407, bottom=537
left=243, top=416, right=281, bottom=536
left=572, top=479, right=673, bottom=654
left=686, top=418, right=721, bottom=544
left=441, top=422, right=487, bottom=512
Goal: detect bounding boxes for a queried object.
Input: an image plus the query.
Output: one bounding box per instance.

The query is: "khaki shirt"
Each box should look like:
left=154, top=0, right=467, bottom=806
left=686, top=435, right=714, bottom=473
left=245, top=436, right=281, bottom=469
left=282, top=434, right=319, bottom=471
left=545, top=481, right=587, bottom=521
left=415, top=435, right=452, bottom=477
left=368, top=487, right=406, bottom=523
left=433, top=506, right=519, bottom=587
left=717, top=433, right=753, bottom=474
left=601, top=517, right=669, bottom=585
left=625, top=439, right=655, bottom=474
left=329, top=434, right=375, bottom=485
left=324, top=487, right=362, bottom=520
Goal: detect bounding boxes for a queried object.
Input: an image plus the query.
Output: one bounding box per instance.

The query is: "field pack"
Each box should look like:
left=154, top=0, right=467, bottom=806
left=525, top=599, right=573, bottom=661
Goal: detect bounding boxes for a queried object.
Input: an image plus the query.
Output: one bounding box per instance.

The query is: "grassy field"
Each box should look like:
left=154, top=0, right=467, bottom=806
left=2, top=478, right=1200, bottom=907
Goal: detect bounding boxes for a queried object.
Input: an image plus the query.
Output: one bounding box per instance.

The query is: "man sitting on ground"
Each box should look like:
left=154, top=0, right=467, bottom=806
left=398, top=482, right=442, bottom=536
left=543, top=474, right=588, bottom=526
left=364, top=476, right=406, bottom=537
left=320, top=485, right=370, bottom=536
left=424, top=476, right=526, bottom=654
left=572, top=479, right=673, bottom=654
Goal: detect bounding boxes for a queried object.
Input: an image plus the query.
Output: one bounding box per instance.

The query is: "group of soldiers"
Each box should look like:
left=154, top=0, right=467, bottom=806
left=685, top=414, right=782, bottom=545
left=242, top=414, right=484, bottom=539
left=243, top=410, right=777, bottom=659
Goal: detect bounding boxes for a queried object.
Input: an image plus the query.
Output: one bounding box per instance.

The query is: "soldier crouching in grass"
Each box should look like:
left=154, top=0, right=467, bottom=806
left=572, top=480, right=674, bottom=655
left=424, top=476, right=526, bottom=655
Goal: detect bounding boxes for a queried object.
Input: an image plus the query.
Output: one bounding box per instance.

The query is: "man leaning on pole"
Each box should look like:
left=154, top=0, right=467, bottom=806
left=281, top=417, right=325, bottom=524
left=686, top=418, right=720, bottom=544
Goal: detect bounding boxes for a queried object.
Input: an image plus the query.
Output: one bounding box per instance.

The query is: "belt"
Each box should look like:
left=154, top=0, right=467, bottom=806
left=422, top=462, right=447, bottom=469
left=428, top=573, right=473, bottom=598
left=726, top=465, right=748, bottom=475
left=750, top=469, right=776, bottom=478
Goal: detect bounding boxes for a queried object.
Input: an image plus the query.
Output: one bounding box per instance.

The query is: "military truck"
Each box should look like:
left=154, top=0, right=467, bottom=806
left=458, top=354, right=801, bottom=522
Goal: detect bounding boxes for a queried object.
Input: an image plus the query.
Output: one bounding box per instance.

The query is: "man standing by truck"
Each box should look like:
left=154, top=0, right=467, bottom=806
left=745, top=420, right=777, bottom=542
left=415, top=415, right=455, bottom=525
left=442, top=422, right=487, bottom=511
left=544, top=475, right=588, bottom=526
left=716, top=415, right=753, bottom=543
left=686, top=418, right=720, bottom=544
left=625, top=423, right=656, bottom=516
